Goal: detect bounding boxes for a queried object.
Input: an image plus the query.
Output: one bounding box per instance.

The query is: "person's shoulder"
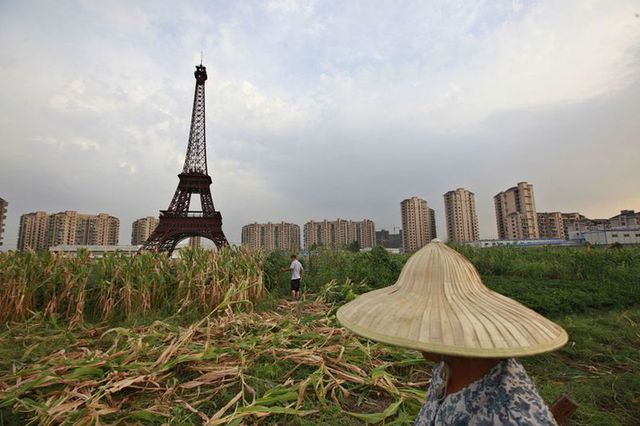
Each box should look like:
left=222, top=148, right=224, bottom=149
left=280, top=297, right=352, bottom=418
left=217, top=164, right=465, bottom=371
left=489, top=359, right=557, bottom=425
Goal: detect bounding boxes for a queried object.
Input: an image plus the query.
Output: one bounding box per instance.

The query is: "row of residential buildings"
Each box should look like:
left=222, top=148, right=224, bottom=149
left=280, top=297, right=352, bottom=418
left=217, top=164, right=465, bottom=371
left=493, top=181, right=580, bottom=240
left=13, top=212, right=202, bottom=252
left=492, top=182, right=640, bottom=243
left=238, top=197, right=436, bottom=253
left=241, top=222, right=301, bottom=252
left=17, top=211, right=120, bottom=251
left=238, top=197, right=437, bottom=253
left=4, top=181, right=640, bottom=252
left=240, top=219, right=376, bottom=252
left=304, top=219, right=376, bottom=250
left=239, top=182, right=640, bottom=252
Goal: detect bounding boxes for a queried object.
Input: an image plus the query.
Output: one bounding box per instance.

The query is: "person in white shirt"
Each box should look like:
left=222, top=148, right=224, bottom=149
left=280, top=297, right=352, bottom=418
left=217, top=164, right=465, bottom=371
left=281, top=254, right=304, bottom=299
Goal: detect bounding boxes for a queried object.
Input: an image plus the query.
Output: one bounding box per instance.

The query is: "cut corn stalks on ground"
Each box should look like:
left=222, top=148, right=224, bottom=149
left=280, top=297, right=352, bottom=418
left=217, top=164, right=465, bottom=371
left=0, top=298, right=429, bottom=425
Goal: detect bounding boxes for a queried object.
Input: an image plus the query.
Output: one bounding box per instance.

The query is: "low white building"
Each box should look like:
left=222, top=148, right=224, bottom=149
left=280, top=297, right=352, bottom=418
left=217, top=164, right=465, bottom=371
left=570, top=227, right=640, bottom=246
left=466, top=239, right=580, bottom=249
left=360, top=247, right=402, bottom=254
left=49, top=245, right=141, bottom=257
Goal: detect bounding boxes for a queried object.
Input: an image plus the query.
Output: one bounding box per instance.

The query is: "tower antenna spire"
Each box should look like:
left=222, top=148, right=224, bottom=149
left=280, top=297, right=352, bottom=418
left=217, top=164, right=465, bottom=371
left=200, top=51, right=203, bottom=66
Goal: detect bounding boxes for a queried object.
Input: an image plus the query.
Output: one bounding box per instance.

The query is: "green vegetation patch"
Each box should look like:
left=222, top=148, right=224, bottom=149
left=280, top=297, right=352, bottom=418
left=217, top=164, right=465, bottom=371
left=1, top=245, right=639, bottom=424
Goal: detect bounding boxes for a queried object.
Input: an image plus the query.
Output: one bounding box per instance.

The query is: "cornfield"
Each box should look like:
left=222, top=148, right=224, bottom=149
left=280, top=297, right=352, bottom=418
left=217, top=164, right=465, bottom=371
left=0, top=247, right=266, bottom=325
left=0, top=248, right=427, bottom=424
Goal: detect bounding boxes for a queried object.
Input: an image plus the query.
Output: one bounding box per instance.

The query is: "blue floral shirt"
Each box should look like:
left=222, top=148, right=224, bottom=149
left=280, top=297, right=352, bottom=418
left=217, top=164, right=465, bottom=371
left=415, top=359, right=557, bottom=425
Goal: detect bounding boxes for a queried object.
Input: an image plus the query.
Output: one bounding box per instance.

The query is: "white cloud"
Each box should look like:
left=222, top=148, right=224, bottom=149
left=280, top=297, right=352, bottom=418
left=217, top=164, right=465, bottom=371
left=118, top=161, right=137, bottom=175
left=50, top=79, right=118, bottom=113
left=33, top=136, right=60, bottom=147
left=310, top=1, right=640, bottom=133
left=73, top=138, right=100, bottom=151
left=32, top=135, right=99, bottom=151
left=1, top=0, right=639, bottom=249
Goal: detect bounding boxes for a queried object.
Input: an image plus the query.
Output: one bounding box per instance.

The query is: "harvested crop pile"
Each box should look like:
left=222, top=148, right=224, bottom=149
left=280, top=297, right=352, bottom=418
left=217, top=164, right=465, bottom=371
left=0, top=299, right=428, bottom=425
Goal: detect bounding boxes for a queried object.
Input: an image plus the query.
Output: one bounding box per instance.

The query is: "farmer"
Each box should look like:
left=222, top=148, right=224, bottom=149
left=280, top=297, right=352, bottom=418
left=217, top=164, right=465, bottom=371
left=337, top=240, right=568, bottom=425
left=281, top=254, right=304, bottom=299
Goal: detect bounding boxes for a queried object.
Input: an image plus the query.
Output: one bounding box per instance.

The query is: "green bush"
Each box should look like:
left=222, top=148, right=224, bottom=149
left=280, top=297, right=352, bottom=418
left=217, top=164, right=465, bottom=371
left=303, top=245, right=409, bottom=292
left=263, top=249, right=292, bottom=294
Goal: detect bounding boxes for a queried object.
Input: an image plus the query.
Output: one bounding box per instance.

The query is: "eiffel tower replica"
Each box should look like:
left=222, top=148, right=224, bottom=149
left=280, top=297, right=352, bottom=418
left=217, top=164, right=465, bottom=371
left=141, top=63, right=228, bottom=254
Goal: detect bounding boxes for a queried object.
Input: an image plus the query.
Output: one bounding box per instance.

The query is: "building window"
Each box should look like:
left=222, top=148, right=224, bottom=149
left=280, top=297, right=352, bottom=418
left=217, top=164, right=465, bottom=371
left=611, top=234, right=618, bottom=238
left=623, top=234, right=630, bottom=237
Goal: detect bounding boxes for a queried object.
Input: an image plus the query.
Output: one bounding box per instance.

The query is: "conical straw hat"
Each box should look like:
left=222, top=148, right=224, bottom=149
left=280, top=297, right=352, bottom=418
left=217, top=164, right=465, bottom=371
left=337, top=240, right=568, bottom=358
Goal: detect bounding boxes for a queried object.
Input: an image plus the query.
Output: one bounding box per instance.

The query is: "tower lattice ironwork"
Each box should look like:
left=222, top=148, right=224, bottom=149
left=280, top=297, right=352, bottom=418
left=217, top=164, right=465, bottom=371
left=141, top=64, right=228, bottom=254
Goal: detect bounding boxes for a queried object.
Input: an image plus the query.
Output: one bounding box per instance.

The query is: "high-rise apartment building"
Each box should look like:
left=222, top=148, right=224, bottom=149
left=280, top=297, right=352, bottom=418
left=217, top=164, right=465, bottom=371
left=18, top=211, right=120, bottom=251
left=78, top=213, right=119, bottom=245
left=0, top=198, right=7, bottom=247
left=429, top=208, right=437, bottom=242
left=443, top=188, right=479, bottom=242
left=47, top=211, right=80, bottom=247
left=49, top=211, right=119, bottom=246
left=537, top=212, right=585, bottom=240
left=303, top=219, right=375, bottom=251
left=354, top=219, right=376, bottom=249
left=494, top=182, right=539, bottom=240
left=17, top=211, right=49, bottom=251
left=400, top=197, right=436, bottom=252
left=131, top=216, right=160, bottom=245
left=242, top=222, right=301, bottom=252
left=536, top=212, right=564, bottom=239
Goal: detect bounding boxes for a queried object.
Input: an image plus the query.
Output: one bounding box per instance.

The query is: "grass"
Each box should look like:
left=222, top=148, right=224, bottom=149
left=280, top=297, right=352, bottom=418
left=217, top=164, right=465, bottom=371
left=524, top=308, right=640, bottom=425
left=0, top=245, right=639, bottom=424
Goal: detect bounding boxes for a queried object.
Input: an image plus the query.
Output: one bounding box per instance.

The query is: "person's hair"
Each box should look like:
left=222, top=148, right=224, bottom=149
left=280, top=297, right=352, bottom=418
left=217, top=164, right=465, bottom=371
left=291, top=254, right=297, bottom=259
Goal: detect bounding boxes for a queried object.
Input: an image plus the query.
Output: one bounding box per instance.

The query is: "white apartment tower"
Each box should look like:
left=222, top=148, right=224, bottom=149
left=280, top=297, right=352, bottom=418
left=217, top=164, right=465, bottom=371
left=303, top=219, right=375, bottom=251
left=444, top=188, right=479, bottom=242
left=242, top=222, right=301, bottom=252
left=400, top=197, right=436, bottom=252
left=131, top=216, right=160, bottom=245
left=494, top=182, right=539, bottom=240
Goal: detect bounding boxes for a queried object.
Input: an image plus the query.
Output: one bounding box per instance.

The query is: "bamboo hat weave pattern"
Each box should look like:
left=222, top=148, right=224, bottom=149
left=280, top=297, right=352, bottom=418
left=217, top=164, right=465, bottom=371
left=337, top=240, right=568, bottom=358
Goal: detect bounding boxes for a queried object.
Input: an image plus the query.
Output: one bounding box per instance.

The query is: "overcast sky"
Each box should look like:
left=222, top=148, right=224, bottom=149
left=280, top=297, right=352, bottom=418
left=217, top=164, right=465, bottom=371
left=1, top=1, right=639, bottom=249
